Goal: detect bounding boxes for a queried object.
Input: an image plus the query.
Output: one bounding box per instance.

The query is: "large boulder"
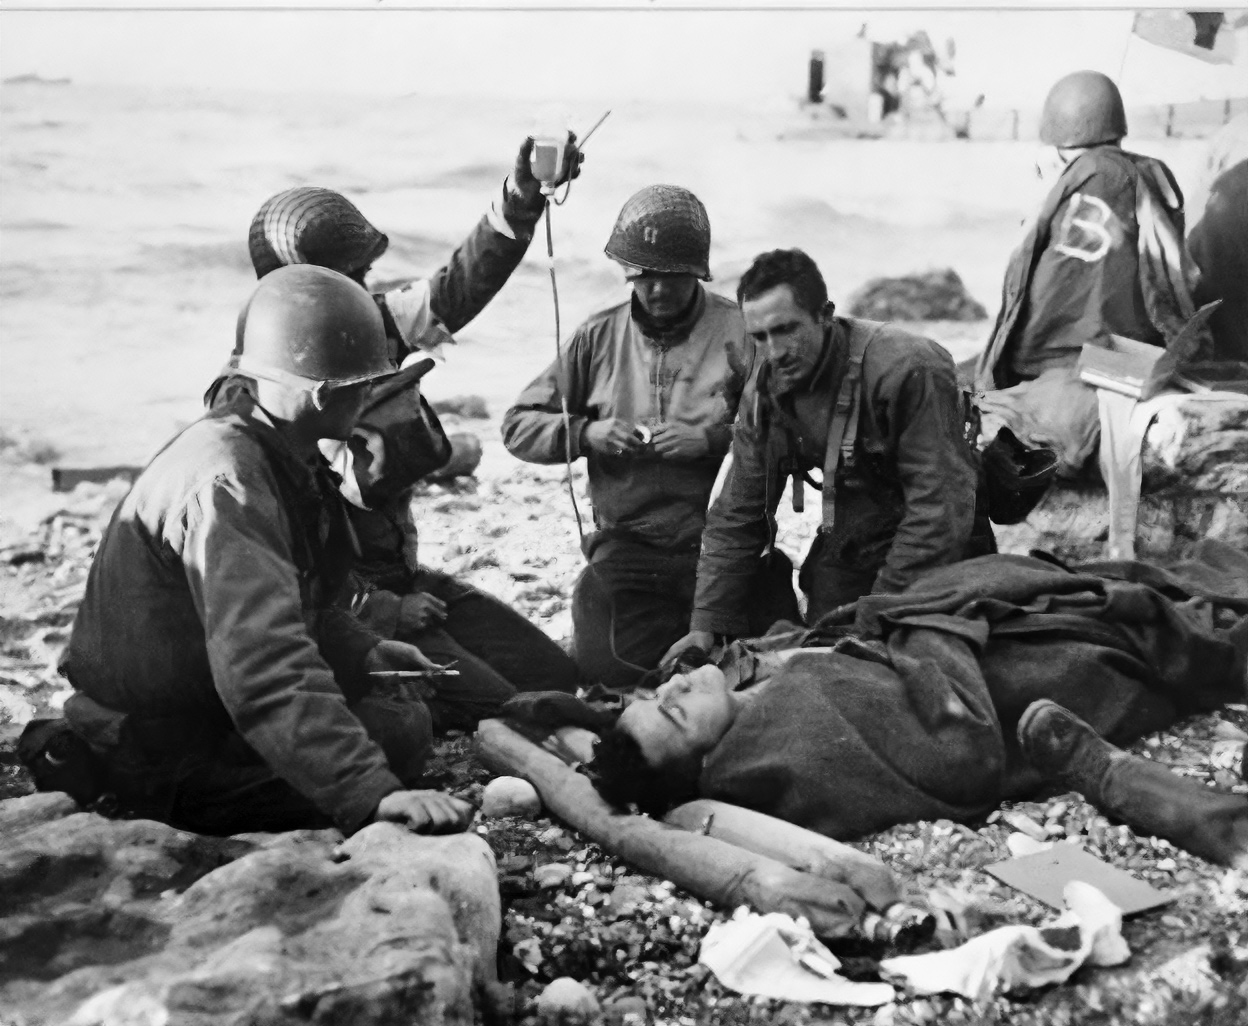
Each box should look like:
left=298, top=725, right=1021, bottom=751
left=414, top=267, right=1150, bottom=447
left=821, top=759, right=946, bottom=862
left=995, top=395, right=1248, bottom=562
left=846, top=268, right=988, bottom=322
left=0, top=794, right=500, bottom=1026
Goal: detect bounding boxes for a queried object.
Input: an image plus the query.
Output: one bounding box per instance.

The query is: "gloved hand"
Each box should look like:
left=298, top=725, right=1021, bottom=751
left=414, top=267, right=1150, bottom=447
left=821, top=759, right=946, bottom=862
left=499, top=691, right=619, bottom=732
left=508, top=133, right=584, bottom=212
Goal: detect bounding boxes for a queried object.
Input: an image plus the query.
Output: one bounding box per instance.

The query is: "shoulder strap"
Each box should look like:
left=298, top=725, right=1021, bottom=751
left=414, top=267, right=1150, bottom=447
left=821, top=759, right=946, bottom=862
left=820, top=322, right=881, bottom=531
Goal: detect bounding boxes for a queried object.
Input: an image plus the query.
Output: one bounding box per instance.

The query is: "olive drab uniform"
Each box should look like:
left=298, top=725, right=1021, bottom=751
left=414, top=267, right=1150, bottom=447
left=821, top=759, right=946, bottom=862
left=692, top=317, right=995, bottom=637
left=214, top=181, right=582, bottom=725
left=55, top=392, right=426, bottom=836
left=976, top=145, right=1205, bottom=390
left=503, top=287, right=797, bottom=688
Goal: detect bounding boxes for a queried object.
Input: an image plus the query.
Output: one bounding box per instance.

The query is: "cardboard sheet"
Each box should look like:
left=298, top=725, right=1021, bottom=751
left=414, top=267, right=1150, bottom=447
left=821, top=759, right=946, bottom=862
left=986, top=843, right=1170, bottom=915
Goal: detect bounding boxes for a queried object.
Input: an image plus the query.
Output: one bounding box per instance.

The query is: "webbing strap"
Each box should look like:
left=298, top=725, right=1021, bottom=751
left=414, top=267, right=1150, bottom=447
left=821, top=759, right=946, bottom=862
left=820, top=323, right=881, bottom=531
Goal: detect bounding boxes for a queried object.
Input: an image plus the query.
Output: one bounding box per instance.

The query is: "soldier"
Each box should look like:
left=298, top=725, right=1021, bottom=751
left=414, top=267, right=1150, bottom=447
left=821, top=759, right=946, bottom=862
left=503, top=186, right=796, bottom=688
left=213, top=138, right=585, bottom=726
left=38, top=266, right=472, bottom=837
left=663, top=248, right=993, bottom=665
left=976, top=70, right=1204, bottom=391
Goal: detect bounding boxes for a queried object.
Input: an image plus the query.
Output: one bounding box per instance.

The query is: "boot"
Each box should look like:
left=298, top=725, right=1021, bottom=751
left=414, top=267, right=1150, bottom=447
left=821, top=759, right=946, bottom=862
left=1018, top=699, right=1248, bottom=869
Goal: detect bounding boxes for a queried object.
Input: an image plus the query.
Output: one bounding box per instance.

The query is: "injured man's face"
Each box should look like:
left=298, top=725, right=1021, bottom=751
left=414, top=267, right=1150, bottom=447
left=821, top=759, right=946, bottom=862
left=618, top=665, right=739, bottom=767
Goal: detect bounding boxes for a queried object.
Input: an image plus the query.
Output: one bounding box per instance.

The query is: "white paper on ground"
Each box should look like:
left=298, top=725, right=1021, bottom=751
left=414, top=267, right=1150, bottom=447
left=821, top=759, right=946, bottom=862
left=698, top=909, right=895, bottom=1007
left=879, top=881, right=1129, bottom=1003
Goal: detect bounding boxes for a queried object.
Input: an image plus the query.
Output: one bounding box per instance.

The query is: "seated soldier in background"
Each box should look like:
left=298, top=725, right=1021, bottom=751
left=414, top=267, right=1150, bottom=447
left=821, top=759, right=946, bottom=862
left=212, top=136, right=585, bottom=729
left=510, top=548, right=1248, bottom=868
left=972, top=71, right=1208, bottom=477
left=25, top=266, right=472, bottom=837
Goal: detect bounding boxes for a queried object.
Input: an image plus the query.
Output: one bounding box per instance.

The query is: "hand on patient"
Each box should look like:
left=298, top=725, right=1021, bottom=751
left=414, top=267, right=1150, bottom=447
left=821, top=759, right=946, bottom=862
left=660, top=630, right=715, bottom=669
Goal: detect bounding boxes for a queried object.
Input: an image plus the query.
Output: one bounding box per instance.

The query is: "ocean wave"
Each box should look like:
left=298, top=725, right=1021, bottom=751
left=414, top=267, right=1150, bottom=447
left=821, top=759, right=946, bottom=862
left=2, top=219, right=71, bottom=232
left=416, top=162, right=512, bottom=190
left=123, top=240, right=252, bottom=273
left=5, top=119, right=68, bottom=132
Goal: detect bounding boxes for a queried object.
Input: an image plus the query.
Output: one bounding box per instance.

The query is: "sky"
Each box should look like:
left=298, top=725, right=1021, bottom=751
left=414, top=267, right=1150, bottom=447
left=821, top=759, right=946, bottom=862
left=1, top=3, right=1246, bottom=109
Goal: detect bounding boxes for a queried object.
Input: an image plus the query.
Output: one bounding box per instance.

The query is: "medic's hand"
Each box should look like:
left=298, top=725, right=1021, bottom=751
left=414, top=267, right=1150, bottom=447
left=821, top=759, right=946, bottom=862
left=397, top=592, right=448, bottom=633
left=363, top=639, right=441, bottom=675
left=374, top=789, right=474, bottom=834
left=510, top=133, right=584, bottom=208
left=582, top=418, right=645, bottom=457
left=651, top=422, right=710, bottom=460
left=660, top=630, right=715, bottom=670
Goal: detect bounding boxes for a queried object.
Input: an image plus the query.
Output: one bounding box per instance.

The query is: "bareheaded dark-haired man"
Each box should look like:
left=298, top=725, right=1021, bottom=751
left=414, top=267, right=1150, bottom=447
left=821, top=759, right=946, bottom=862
left=664, top=247, right=995, bottom=663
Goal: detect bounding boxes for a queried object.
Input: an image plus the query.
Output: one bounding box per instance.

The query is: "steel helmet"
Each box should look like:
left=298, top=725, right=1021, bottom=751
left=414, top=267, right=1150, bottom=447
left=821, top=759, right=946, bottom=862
left=604, top=185, right=712, bottom=280
left=1039, top=71, right=1127, bottom=148
left=238, top=265, right=394, bottom=396
left=248, top=186, right=389, bottom=280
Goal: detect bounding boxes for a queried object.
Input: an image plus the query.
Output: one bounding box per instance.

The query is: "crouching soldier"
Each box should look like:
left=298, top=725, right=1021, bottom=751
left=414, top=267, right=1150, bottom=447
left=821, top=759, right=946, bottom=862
left=503, top=186, right=799, bottom=689
left=664, top=248, right=996, bottom=664
left=22, top=266, right=472, bottom=837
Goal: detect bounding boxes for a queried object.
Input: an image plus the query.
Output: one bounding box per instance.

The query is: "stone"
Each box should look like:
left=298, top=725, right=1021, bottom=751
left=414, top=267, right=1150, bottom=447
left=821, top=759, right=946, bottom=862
left=534, top=863, right=575, bottom=889
left=481, top=775, right=542, bottom=819
left=603, top=993, right=652, bottom=1026
left=995, top=395, right=1248, bottom=563
left=846, top=268, right=988, bottom=322
left=536, top=976, right=602, bottom=1026
left=0, top=797, right=501, bottom=1025
left=431, top=395, right=490, bottom=420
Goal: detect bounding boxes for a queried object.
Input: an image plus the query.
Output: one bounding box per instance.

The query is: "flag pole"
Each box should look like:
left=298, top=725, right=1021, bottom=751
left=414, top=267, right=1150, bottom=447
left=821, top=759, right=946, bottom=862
left=1118, top=14, right=1134, bottom=80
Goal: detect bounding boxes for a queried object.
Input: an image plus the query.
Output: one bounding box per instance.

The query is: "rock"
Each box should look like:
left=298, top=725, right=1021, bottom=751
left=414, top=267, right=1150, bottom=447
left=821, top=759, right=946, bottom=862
left=846, top=268, right=988, bottom=322
left=481, top=776, right=542, bottom=819
left=603, top=993, right=652, bottom=1026
left=1001, top=811, right=1048, bottom=842
left=431, top=395, right=490, bottom=420
left=534, top=863, right=575, bottom=889
left=536, top=976, right=601, bottom=1026
left=1006, top=832, right=1053, bottom=857
left=996, top=394, right=1248, bottom=563
left=0, top=799, right=501, bottom=1025
left=0, top=789, right=78, bottom=833
left=427, top=432, right=484, bottom=482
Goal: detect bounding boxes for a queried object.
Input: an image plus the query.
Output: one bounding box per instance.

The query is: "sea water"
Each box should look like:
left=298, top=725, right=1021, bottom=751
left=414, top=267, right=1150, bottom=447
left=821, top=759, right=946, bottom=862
left=0, top=80, right=1209, bottom=467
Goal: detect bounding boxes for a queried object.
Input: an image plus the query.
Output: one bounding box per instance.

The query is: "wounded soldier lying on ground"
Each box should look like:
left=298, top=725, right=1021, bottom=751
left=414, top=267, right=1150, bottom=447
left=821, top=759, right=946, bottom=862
left=503, top=547, right=1248, bottom=869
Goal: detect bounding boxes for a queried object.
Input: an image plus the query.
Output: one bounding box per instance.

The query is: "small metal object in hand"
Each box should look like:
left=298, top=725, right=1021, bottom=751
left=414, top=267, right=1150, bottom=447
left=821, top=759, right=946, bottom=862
left=632, top=424, right=653, bottom=444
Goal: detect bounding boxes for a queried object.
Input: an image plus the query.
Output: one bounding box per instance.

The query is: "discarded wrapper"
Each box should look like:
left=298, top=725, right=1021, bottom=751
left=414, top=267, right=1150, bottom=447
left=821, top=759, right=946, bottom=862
left=879, top=881, right=1130, bottom=1003
left=698, top=908, right=895, bottom=1007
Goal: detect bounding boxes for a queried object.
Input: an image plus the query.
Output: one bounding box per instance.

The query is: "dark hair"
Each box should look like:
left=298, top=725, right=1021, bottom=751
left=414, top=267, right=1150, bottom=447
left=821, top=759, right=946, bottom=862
left=736, top=248, right=832, bottom=319
left=586, top=726, right=702, bottom=818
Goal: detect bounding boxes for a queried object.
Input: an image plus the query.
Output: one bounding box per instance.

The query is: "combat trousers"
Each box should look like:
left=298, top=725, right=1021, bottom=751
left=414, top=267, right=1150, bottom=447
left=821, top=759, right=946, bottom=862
left=572, top=537, right=801, bottom=690
left=379, top=568, right=580, bottom=732
left=44, top=682, right=433, bottom=837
